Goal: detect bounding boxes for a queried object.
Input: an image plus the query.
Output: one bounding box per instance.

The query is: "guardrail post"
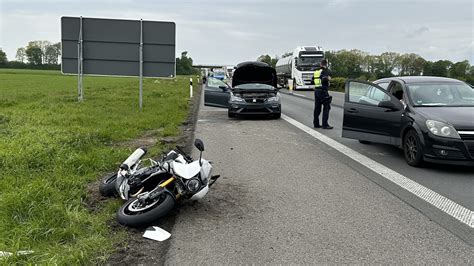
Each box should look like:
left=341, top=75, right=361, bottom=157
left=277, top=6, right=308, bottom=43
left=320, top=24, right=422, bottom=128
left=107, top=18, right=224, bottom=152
left=189, top=78, right=193, bottom=98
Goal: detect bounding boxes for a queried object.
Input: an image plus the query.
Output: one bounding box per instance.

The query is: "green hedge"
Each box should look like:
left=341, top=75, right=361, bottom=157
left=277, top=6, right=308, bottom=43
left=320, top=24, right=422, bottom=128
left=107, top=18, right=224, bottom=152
left=329, top=77, right=346, bottom=92
left=0, top=61, right=60, bottom=70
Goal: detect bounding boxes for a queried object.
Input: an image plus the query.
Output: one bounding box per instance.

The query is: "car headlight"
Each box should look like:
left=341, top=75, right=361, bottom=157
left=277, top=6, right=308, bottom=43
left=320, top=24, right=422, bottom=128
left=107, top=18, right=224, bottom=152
left=230, top=94, right=245, bottom=103
left=425, top=120, right=460, bottom=139
left=266, top=94, right=280, bottom=103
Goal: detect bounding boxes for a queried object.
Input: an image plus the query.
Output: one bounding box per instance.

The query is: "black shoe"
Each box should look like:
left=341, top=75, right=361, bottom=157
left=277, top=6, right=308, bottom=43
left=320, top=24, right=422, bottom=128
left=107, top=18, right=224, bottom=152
left=322, top=125, right=334, bottom=129
left=314, top=125, right=322, bottom=128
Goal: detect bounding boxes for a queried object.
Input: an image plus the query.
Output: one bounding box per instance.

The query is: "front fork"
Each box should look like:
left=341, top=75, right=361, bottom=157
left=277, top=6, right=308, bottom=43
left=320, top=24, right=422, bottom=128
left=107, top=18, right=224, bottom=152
left=141, top=176, right=180, bottom=203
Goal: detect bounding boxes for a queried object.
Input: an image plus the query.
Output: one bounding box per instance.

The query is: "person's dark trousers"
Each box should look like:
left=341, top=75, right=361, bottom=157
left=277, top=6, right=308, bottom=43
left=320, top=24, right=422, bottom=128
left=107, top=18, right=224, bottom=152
left=313, top=88, right=330, bottom=127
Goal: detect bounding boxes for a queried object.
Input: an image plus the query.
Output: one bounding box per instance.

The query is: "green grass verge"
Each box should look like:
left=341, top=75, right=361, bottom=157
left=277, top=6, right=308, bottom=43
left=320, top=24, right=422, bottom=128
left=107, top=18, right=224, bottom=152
left=0, top=69, right=194, bottom=264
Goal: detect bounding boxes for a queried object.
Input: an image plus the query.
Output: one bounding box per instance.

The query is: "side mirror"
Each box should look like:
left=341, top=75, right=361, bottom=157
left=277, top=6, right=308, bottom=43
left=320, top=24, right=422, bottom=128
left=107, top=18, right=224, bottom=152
left=378, top=100, right=401, bottom=111
left=194, top=139, right=204, bottom=152
left=219, top=85, right=228, bottom=91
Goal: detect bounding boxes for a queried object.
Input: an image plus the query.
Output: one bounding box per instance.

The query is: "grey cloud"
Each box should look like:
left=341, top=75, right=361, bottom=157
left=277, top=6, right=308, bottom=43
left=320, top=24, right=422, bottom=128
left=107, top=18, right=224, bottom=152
left=405, top=26, right=430, bottom=38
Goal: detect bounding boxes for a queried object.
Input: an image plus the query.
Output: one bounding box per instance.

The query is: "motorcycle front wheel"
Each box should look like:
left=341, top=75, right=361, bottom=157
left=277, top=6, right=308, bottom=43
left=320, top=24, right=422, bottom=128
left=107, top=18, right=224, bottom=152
left=117, top=193, right=175, bottom=227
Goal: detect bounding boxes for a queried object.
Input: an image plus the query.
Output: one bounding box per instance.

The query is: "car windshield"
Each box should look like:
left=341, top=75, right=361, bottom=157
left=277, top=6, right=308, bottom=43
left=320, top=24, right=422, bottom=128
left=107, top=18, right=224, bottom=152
left=407, top=82, right=474, bottom=107
left=297, top=56, right=322, bottom=66
left=207, top=77, right=228, bottom=88
left=234, top=83, right=274, bottom=90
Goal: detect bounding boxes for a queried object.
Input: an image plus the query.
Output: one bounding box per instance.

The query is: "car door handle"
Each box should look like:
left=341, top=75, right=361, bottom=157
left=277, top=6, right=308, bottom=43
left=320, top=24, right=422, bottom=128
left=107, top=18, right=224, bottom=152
left=347, top=108, right=358, bottom=113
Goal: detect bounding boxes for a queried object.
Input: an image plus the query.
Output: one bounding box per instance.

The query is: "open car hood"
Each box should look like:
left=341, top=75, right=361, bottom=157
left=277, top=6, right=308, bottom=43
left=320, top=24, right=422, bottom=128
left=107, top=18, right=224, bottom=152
left=232, top=61, right=277, bottom=88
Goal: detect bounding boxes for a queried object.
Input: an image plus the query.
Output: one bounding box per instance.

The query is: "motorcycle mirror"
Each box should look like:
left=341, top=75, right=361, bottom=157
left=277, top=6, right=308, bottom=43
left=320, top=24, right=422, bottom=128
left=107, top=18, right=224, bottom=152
left=194, top=139, right=205, bottom=152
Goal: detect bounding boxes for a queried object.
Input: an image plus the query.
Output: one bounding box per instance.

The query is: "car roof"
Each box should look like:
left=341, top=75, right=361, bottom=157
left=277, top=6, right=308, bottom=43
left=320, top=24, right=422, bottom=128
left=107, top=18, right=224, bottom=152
left=375, top=76, right=464, bottom=84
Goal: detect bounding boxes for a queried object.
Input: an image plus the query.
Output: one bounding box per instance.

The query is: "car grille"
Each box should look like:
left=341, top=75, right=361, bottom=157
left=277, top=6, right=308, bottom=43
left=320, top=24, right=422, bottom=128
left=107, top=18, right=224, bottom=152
left=241, top=108, right=270, bottom=113
left=244, top=98, right=266, bottom=103
left=459, top=132, right=474, bottom=141
left=238, top=92, right=274, bottom=104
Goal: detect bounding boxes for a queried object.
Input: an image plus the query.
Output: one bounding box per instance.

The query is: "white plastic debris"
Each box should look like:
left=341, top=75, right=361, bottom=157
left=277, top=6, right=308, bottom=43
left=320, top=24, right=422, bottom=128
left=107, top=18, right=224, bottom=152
left=0, top=251, right=13, bottom=258
left=0, top=250, right=34, bottom=259
left=143, top=226, right=171, bottom=241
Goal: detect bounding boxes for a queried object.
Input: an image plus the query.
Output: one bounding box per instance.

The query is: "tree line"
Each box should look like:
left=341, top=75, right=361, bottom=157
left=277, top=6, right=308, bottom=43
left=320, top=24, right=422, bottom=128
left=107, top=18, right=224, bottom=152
left=0, top=41, right=61, bottom=70
left=0, top=41, right=199, bottom=75
left=256, top=50, right=473, bottom=84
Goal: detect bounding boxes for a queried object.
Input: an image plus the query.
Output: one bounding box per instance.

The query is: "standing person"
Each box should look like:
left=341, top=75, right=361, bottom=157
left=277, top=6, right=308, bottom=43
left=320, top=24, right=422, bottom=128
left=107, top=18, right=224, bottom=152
left=313, top=59, right=333, bottom=129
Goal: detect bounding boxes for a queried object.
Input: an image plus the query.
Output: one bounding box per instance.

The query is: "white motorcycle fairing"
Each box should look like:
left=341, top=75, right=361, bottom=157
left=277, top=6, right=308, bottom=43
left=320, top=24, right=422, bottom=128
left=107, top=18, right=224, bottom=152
left=171, top=160, right=201, bottom=179
left=190, top=185, right=209, bottom=201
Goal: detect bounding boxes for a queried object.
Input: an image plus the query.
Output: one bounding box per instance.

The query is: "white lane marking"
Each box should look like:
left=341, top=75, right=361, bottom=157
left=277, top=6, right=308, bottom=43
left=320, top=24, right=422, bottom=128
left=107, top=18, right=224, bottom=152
left=294, top=93, right=307, bottom=98
left=330, top=91, right=344, bottom=95
left=281, top=114, right=473, bottom=228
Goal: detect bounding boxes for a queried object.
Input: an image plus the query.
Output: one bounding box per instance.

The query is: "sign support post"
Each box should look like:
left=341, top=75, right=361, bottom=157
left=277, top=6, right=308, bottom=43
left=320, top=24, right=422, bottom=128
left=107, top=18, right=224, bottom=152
left=139, top=19, right=144, bottom=110
left=77, top=16, right=84, bottom=101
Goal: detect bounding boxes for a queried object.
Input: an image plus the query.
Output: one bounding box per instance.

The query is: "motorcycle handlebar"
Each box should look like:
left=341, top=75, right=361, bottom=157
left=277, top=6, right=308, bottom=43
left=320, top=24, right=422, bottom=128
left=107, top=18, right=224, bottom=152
left=175, top=146, right=193, bottom=163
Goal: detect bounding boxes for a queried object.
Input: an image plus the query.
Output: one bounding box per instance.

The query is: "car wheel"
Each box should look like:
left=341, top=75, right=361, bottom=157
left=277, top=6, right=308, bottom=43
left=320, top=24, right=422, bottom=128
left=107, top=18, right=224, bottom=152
left=358, top=140, right=371, bottom=144
left=273, top=113, right=281, bottom=119
left=403, top=130, right=424, bottom=167
left=228, top=112, right=235, bottom=118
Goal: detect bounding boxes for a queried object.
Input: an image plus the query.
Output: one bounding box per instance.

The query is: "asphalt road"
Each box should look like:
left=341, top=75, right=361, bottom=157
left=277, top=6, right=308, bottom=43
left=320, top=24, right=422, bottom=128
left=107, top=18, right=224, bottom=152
left=161, top=89, right=473, bottom=264
left=279, top=88, right=474, bottom=211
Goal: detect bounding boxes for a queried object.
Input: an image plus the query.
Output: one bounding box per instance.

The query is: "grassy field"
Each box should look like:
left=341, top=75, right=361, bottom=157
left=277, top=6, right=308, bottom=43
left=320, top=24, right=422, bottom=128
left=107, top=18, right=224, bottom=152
left=0, top=69, right=194, bottom=264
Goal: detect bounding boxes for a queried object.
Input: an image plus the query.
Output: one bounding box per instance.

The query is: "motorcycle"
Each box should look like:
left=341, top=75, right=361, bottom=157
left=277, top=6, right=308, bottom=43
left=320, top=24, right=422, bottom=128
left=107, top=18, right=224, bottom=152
left=116, top=139, right=220, bottom=227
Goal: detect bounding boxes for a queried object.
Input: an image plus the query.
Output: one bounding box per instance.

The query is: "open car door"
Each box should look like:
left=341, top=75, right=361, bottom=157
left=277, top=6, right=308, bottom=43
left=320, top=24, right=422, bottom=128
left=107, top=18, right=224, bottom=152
left=342, top=80, right=405, bottom=146
left=204, top=77, right=231, bottom=108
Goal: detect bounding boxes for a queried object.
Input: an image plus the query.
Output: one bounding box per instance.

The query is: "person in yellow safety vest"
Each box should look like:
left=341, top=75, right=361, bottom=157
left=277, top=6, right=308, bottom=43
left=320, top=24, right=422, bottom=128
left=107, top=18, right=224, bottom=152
left=313, top=59, right=333, bottom=129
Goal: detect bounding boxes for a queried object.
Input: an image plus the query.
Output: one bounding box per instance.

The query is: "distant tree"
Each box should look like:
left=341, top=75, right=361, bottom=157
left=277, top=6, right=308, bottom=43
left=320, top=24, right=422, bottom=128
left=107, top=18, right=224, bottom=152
left=257, top=54, right=278, bottom=68
left=176, top=51, right=197, bottom=75
left=466, top=66, right=474, bottom=85
left=397, top=53, right=425, bottom=76
left=16, top=47, right=26, bottom=63
left=431, top=60, right=453, bottom=77
left=44, top=42, right=61, bottom=64
left=373, top=52, right=400, bottom=77
left=449, top=60, right=470, bottom=80
left=25, top=42, right=43, bottom=65
left=281, top=51, right=292, bottom=58
left=327, top=49, right=363, bottom=78
left=27, top=40, right=51, bottom=63
left=0, top=49, right=7, bottom=65
left=422, top=61, right=433, bottom=76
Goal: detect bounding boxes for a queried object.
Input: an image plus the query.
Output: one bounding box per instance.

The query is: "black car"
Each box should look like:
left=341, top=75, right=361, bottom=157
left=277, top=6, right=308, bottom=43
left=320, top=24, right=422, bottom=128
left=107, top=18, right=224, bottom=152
left=228, top=61, right=281, bottom=118
left=342, top=76, right=474, bottom=166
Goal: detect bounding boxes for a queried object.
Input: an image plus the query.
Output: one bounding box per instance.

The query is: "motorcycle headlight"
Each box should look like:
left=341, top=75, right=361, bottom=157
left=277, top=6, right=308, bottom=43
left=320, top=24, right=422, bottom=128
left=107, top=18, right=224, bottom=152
left=425, top=120, right=460, bottom=139
left=186, top=178, right=201, bottom=193
left=266, top=93, right=280, bottom=103
left=230, top=93, right=245, bottom=103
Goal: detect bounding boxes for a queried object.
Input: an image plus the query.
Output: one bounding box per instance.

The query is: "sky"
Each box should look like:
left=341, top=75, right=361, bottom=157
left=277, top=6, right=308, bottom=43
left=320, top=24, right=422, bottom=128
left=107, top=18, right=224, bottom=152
left=0, top=0, right=473, bottom=65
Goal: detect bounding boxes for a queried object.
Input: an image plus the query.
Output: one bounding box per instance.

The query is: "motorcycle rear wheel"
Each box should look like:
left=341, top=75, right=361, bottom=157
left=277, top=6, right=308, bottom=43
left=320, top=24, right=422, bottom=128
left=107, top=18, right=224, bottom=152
left=117, top=193, right=175, bottom=227
left=99, top=173, right=118, bottom=197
